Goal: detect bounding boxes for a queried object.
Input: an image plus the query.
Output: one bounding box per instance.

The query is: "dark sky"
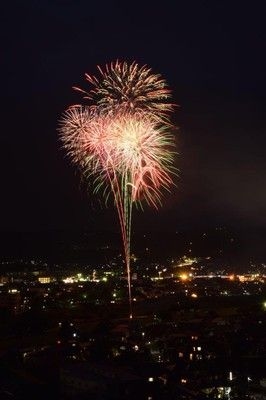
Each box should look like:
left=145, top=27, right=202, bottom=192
left=1, top=0, right=265, bottom=235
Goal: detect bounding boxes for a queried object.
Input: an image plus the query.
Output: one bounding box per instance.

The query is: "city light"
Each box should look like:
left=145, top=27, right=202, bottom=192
left=180, top=273, right=188, bottom=281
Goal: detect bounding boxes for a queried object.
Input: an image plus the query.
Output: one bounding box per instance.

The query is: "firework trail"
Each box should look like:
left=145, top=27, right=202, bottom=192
left=59, top=62, right=176, bottom=318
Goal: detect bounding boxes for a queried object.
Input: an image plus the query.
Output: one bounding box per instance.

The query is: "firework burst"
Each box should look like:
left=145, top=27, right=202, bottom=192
left=59, top=108, right=176, bottom=206
left=73, top=61, right=174, bottom=122
left=106, top=111, right=176, bottom=206
left=59, top=62, right=177, bottom=318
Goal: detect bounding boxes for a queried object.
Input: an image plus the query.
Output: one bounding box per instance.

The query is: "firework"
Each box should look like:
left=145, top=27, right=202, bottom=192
left=59, top=62, right=176, bottom=318
left=106, top=112, right=176, bottom=204
left=73, top=61, right=174, bottom=122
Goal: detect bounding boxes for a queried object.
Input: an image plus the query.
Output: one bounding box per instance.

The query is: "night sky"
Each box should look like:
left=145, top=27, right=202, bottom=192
left=1, top=1, right=265, bottom=239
